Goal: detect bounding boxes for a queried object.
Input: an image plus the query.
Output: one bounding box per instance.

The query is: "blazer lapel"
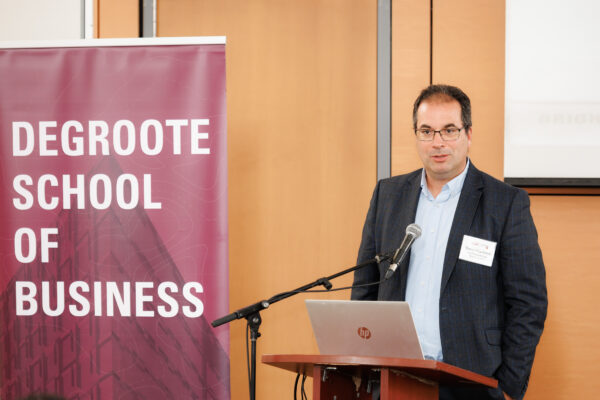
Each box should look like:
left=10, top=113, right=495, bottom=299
left=440, top=163, right=483, bottom=295
left=395, top=172, right=422, bottom=300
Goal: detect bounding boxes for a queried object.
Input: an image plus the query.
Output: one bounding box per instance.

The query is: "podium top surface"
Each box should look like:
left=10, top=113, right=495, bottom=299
left=262, top=354, right=497, bottom=388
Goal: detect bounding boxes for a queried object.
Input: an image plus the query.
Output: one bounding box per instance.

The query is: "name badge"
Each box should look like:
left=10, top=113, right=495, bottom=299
left=458, top=235, right=497, bottom=267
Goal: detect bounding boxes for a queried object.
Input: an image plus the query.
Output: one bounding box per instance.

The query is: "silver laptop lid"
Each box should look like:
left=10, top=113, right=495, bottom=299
left=305, top=299, right=424, bottom=359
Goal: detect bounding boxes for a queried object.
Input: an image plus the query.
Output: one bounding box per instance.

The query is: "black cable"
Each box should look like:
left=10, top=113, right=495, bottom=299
left=301, top=374, right=308, bottom=400
left=294, top=372, right=300, bottom=400
left=301, top=279, right=386, bottom=293
left=268, top=279, right=386, bottom=297
left=265, top=253, right=394, bottom=305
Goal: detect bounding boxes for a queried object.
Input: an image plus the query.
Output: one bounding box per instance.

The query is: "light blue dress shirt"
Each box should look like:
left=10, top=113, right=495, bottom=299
left=405, top=160, right=469, bottom=361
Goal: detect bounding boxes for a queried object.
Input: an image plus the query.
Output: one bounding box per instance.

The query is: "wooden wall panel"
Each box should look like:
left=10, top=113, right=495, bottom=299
left=432, top=0, right=505, bottom=179
left=97, top=0, right=138, bottom=38
left=392, top=0, right=504, bottom=179
left=94, top=2, right=600, bottom=399
left=158, top=1, right=377, bottom=398
left=94, top=0, right=99, bottom=38
left=528, top=196, right=600, bottom=398
left=391, top=0, right=431, bottom=176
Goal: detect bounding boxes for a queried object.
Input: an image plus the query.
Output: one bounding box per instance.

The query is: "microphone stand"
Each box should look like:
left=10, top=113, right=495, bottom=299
left=211, top=253, right=392, bottom=400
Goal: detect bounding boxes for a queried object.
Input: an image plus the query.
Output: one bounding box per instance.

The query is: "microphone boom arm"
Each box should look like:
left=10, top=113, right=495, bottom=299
left=210, top=250, right=394, bottom=400
left=211, top=252, right=393, bottom=328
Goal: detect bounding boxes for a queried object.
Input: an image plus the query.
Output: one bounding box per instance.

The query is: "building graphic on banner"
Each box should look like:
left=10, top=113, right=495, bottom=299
left=1, top=157, right=229, bottom=399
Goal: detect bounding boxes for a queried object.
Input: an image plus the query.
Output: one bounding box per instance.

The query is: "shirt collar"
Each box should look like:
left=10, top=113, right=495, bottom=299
left=420, top=159, right=470, bottom=200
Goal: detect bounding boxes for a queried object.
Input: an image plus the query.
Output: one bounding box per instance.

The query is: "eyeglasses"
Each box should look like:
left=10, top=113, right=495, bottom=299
left=414, top=127, right=465, bottom=141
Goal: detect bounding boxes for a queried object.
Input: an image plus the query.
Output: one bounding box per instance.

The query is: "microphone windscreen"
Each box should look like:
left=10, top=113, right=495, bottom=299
left=406, top=223, right=422, bottom=238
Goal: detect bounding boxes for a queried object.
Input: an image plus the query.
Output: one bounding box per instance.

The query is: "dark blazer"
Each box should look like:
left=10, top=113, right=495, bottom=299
left=351, top=163, right=547, bottom=400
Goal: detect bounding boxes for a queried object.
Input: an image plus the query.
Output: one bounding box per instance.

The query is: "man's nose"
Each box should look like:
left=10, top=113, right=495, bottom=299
left=431, top=131, right=445, bottom=146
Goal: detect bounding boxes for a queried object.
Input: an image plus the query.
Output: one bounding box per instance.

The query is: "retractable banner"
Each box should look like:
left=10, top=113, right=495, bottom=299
left=0, top=38, right=229, bottom=399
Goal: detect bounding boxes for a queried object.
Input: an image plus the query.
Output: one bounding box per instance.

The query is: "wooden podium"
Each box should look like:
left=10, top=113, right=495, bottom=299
left=262, top=354, right=497, bottom=400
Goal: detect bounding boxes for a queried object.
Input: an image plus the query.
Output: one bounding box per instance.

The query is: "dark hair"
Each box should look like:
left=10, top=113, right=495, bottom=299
left=412, top=84, right=472, bottom=130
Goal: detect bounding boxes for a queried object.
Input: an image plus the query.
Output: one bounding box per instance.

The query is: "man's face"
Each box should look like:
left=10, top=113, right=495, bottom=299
left=415, top=98, right=471, bottom=184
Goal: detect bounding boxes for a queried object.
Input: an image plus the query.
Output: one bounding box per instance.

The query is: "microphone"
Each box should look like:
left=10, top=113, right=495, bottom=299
left=384, top=223, right=422, bottom=280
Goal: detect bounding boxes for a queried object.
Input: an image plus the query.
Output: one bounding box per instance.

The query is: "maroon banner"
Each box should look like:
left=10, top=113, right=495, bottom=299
left=0, top=39, right=229, bottom=399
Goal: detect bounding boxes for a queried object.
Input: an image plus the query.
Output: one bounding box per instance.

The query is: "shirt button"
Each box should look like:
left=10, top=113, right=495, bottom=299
left=426, top=255, right=431, bottom=260
left=420, top=281, right=425, bottom=286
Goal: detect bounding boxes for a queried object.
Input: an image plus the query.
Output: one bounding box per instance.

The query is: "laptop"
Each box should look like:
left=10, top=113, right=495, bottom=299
left=305, top=299, right=424, bottom=359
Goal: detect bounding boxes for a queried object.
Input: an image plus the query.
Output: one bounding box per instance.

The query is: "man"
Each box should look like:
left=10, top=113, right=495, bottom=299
left=351, top=85, right=547, bottom=400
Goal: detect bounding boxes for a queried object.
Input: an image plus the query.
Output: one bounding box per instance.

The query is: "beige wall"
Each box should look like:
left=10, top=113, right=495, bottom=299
left=527, top=196, right=600, bottom=398
left=97, top=0, right=600, bottom=398
left=96, top=0, right=138, bottom=38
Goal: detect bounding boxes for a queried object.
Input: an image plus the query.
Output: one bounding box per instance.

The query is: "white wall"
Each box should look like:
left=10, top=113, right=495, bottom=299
left=0, top=0, right=84, bottom=41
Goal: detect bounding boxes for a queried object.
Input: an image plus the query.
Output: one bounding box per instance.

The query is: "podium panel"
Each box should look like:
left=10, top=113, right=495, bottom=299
left=262, top=354, right=497, bottom=400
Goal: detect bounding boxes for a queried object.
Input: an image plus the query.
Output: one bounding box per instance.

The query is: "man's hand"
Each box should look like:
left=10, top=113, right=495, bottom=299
left=503, top=392, right=514, bottom=400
